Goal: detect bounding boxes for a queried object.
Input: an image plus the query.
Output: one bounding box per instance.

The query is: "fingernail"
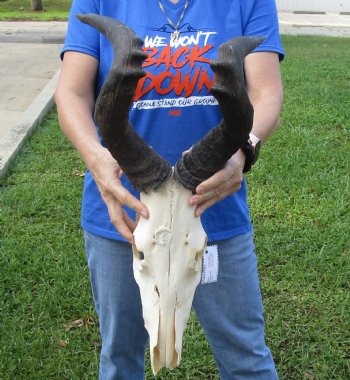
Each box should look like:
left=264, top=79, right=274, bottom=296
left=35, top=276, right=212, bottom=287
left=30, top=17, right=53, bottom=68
left=189, top=197, right=198, bottom=206
left=196, top=186, right=204, bottom=194
left=141, top=210, right=148, bottom=218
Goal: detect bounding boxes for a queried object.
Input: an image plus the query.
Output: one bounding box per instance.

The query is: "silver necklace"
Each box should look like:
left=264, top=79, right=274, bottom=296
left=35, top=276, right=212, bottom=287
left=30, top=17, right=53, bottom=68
left=157, top=0, right=190, bottom=43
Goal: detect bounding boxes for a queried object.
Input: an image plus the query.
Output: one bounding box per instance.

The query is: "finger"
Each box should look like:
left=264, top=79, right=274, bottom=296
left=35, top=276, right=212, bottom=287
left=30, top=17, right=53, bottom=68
left=108, top=204, right=135, bottom=244
left=189, top=186, right=224, bottom=207
left=114, top=183, right=149, bottom=218
left=192, top=172, right=246, bottom=214
left=195, top=167, right=233, bottom=195
left=195, top=195, right=221, bottom=217
left=122, top=208, right=137, bottom=232
left=197, top=186, right=227, bottom=214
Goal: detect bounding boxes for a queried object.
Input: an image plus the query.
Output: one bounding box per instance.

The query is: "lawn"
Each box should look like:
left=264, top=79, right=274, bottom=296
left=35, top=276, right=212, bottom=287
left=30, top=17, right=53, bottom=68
left=1, top=35, right=349, bottom=379
left=0, top=0, right=71, bottom=20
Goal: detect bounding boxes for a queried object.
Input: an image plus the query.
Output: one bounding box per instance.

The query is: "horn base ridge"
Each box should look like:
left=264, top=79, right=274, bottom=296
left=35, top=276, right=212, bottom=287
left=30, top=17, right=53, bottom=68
left=173, top=121, right=242, bottom=192
left=106, top=124, right=172, bottom=193
left=174, top=36, right=264, bottom=193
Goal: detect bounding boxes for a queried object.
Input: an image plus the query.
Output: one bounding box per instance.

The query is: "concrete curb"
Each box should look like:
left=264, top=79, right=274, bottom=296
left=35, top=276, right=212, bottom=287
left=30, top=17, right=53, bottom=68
left=0, top=70, right=60, bottom=179
left=0, top=21, right=67, bottom=44
left=0, top=34, right=65, bottom=43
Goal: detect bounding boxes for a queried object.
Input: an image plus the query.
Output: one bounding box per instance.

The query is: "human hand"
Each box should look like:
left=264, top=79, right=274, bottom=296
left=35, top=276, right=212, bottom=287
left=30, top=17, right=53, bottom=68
left=87, top=147, right=149, bottom=244
left=188, top=149, right=246, bottom=217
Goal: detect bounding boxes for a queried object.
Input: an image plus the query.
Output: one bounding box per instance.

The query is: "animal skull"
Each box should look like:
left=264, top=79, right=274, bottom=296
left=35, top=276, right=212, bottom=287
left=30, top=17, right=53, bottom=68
left=77, top=13, right=263, bottom=374
left=132, top=177, right=206, bottom=373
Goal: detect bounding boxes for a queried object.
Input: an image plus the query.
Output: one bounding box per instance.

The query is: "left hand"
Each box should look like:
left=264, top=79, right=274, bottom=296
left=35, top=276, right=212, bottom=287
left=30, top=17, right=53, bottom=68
left=188, top=149, right=246, bottom=217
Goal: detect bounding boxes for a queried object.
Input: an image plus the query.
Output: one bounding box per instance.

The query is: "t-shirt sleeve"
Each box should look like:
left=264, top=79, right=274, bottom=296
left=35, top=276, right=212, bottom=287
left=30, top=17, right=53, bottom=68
left=242, top=0, right=285, bottom=61
left=61, top=0, right=100, bottom=61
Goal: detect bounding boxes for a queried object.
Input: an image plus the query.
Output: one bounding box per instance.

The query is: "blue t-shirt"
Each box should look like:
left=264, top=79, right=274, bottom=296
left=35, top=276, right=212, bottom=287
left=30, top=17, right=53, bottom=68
left=62, top=0, right=284, bottom=243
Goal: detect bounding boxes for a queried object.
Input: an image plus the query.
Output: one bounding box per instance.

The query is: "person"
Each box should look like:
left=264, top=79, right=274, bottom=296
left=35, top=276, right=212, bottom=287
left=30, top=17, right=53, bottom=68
left=55, top=0, right=284, bottom=378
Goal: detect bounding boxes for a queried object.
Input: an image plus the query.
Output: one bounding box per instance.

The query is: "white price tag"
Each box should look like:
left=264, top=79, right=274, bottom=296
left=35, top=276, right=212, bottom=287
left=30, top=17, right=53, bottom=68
left=201, top=245, right=219, bottom=284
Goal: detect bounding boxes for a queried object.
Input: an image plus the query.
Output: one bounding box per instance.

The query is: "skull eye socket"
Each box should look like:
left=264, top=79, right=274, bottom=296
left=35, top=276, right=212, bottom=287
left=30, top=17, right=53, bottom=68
left=132, top=245, right=145, bottom=261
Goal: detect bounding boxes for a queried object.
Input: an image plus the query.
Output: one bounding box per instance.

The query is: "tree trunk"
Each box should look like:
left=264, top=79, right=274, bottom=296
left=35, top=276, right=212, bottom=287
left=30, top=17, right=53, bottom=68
left=30, top=0, right=43, bottom=11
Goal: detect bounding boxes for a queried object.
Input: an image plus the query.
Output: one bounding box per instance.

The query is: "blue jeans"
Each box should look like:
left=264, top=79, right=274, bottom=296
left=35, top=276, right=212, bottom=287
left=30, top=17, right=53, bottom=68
left=84, top=230, right=278, bottom=380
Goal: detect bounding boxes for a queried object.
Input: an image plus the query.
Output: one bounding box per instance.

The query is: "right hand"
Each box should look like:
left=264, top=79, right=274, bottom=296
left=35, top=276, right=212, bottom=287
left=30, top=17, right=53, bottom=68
left=88, top=147, right=149, bottom=244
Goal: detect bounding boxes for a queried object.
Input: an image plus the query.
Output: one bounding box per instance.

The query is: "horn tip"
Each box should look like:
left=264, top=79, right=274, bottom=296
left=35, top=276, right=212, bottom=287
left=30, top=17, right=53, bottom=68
left=76, top=13, right=98, bottom=27
left=252, top=35, right=266, bottom=48
left=76, top=13, right=90, bottom=22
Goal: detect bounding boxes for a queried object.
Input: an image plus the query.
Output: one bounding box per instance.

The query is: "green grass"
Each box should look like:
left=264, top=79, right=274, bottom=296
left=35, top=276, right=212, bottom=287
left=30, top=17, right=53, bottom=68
left=1, top=35, right=349, bottom=379
left=0, top=0, right=71, bottom=20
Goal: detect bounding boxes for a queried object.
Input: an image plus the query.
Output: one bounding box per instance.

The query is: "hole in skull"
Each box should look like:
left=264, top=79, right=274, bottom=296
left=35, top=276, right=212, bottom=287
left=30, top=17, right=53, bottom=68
left=138, top=251, right=145, bottom=260
left=195, top=251, right=203, bottom=262
left=154, top=285, right=160, bottom=297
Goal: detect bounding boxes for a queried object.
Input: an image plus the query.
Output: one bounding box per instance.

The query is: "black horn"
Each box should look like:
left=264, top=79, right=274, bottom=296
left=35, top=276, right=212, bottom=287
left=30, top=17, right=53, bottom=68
left=77, top=14, right=171, bottom=192
left=174, top=36, right=265, bottom=192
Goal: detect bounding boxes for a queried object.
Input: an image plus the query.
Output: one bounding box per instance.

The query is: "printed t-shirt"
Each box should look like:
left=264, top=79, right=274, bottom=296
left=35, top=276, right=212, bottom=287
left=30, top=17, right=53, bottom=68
left=62, top=0, right=285, bottom=243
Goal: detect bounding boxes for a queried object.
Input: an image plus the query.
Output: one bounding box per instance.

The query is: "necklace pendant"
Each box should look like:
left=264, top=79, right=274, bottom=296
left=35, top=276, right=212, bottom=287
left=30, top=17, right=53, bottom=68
left=171, top=30, right=180, bottom=43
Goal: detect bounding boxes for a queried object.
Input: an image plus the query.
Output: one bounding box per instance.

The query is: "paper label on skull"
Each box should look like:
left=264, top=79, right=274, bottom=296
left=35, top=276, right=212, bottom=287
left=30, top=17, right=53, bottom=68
left=201, top=245, right=219, bottom=284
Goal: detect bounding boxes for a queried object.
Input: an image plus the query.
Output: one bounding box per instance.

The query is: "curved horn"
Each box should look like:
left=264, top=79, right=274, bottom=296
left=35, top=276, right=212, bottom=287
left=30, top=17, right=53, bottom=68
left=174, top=36, right=265, bottom=192
left=77, top=14, right=171, bottom=192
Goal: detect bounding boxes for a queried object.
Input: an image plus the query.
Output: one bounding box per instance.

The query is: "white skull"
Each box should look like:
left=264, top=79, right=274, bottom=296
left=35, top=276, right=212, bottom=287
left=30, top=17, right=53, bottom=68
left=132, top=177, right=207, bottom=375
